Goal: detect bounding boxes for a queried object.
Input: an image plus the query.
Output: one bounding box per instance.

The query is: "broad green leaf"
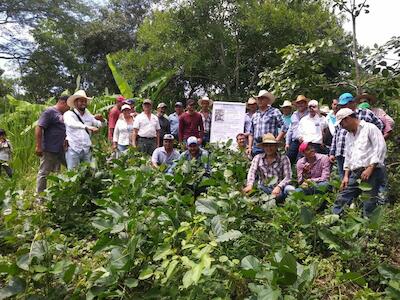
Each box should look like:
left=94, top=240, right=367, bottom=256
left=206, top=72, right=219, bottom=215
left=153, top=246, right=174, bottom=261
left=378, top=264, right=400, bottom=280
left=106, top=54, right=133, bottom=98
left=300, top=207, right=314, bottom=225
left=63, top=264, right=76, bottom=284
left=124, top=278, right=138, bottom=288
left=211, top=215, right=225, bottom=237
left=241, top=255, right=261, bottom=270
left=216, top=230, right=242, bottom=242
left=368, top=206, right=384, bottom=230
left=139, top=267, right=154, bottom=280
left=110, top=247, right=128, bottom=270
left=0, top=277, right=25, bottom=300
left=340, top=272, right=367, bottom=286
left=165, top=260, right=179, bottom=281
left=359, top=182, right=372, bottom=192
left=195, top=199, right=218, bottom=215
left=16, top=254, right=30, bottom=271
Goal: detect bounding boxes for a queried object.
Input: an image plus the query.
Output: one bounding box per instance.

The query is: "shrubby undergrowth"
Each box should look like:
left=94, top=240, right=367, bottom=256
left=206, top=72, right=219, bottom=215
left=1, top=143, right=399, bottom=299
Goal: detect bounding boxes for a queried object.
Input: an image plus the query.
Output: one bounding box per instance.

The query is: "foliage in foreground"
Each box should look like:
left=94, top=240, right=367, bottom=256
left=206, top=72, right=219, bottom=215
left=0, top=145, right=399, bottom=299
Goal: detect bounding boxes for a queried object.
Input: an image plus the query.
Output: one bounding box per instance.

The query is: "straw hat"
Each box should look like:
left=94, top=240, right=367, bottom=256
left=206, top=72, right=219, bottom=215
left=294, top=95, right=308, bottom=103
left=198, top=96, right=213, bottom=106
left=280, top=100, right=292, bottom=108
left=67, top=90, right=92, bottom=108
left=253, top=90, right=275, bottom=103
left=256, top=133, right=280, bottom=147
left=247, top=97, right=257, bottom=105
left=355, top=93, right=377, bottom=104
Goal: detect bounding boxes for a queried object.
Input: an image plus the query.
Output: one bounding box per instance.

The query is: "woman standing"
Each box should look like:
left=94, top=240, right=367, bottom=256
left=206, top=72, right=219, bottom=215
left=112, top=104, right=134, bottom=157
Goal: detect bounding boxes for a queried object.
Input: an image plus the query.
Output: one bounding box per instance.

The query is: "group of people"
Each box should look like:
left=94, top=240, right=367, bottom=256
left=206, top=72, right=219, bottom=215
left=1, top=87, right=392, bottom=217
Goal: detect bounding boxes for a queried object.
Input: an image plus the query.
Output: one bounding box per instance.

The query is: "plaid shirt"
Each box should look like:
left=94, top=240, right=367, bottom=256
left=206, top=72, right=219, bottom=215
left=247, top=153, right=292, bottom=188
left=250, top=106, right=283, bottom=141
left=200, top=111, right=212, bottom=133
left=329, top=108, right=384, bottom=157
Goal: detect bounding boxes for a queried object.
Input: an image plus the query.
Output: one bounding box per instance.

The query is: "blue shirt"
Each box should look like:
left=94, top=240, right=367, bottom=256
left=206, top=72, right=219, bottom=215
left=151, top=146, right=180, bottom=166
left=169, top=112, right=181, bottom=137
left=250, top=106, right=284, bottom=142
left=179, top=148, right=211, bottom=173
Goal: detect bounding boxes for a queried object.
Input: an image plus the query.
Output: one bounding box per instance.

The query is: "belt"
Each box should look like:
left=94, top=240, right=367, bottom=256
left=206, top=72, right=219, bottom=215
left=138, top=136, right=156, bottom=139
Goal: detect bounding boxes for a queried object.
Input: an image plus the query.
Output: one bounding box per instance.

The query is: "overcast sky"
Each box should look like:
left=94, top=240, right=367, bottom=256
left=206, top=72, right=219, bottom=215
left=1, top=0, right=399, bottom=77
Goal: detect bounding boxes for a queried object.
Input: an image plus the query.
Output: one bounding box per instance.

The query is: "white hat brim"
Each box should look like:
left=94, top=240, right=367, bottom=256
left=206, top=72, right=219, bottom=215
left=198, top=99, right=213, bottom=106
left=67, top=94, right=92, bottom=108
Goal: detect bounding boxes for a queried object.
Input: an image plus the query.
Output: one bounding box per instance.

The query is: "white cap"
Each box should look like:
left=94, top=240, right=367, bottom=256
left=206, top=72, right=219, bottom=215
left=187, top=136, right=198, bottom=145
left=121, top=104, right=131, bottom=111
left=308, top=100, right=319, bottom=107
left=336, top=108, right=354, bottom=125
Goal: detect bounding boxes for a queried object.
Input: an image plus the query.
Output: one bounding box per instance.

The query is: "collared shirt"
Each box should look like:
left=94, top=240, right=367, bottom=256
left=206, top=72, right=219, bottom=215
left=200, top=111, right=212, bottom=133
left=250, top=106, right=284, bottom=141
left=298, top=114, right=327, bottom=144
left=169, top=112, right=182, bottom=137
left=326, top=112, right=336, bottom=136
left=372, top=107, right=394, bottom=135
left=344, top=120, right=386, bottom=171
left=178, top=112, right=204, bottom=141
left=133, top=112, right=161, bottom=138
left=0, top=139, right=12, bottom=161
left=330, top=108, right=384, bottom=157
left=158, top=114, right=170, bottom=143
left=296, top=153, right=331, bottom=183
left=113, top=117, right=134, bottom=146
left=285, top=110, right=309, bottom=144
left=281, top=114, right=292, bottom=132
left=64, top=108, right=103, bottom=152
left=151, top=146, right=180, bottom=166
left=108, top=106, right=121, bottom=140
left=246, top=153, right=292, bottom=188
left=244, top=112, right=254, bottom=133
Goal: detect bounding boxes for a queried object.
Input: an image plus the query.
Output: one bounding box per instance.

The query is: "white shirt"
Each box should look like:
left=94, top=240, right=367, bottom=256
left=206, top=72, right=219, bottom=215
left=151, top=146, right=180, bottom=166
left=298, top=114, right=327, bottom=144
left=133, top=112, right=160, bottom=138
left=64, top=109, right=104, bottom=152
left=344, top=120, right=386, bottom=171
left=113, top=117, right=134, bottom=146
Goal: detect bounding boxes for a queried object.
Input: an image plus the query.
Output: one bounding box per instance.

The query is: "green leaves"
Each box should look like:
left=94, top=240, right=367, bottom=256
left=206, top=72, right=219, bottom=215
left=241, top=256, right=261, bottom=271
left=0, top=277, right=25, bottom=300
left=195, top=199, right=218, bottom=215
left=106, top=54, right=133, bottom=99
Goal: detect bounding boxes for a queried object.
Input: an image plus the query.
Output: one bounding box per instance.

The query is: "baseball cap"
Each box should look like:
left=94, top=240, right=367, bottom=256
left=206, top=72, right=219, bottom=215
left=338, top=93, right=354, bottom=106
left=116, top=95, right=125, bottom=103
left=157, top=102, right=167, bottom=109
left=143, top=99, right=152, bottom=105
left=121, top=104, right=131, bottom=111
left=308, top=100, right=319, bottom=107
left=336, top=108, right=354, bottom=125
left=175, top=102, right=183, bottom=107
left=187, top=136, right=198, bottom=146
left=163, top=134, right=174, bottom=140
left=124, top=98, right=135, bottom=105
left=298, top=142, right=309, bottom=153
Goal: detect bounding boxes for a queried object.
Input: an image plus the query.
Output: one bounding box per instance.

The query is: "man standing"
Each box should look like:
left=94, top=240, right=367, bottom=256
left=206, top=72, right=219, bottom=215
left=35, top=95, right=70, bottom=192
left=298, top=100, right=328, bottom=154
left=157, top=102, right=170, bottom=146
left=285, top=95, right=309, bottom=164
left=243, top=133, right=294, bottom=203
left=178, top=99, right=204, bottom=145
left=329, top=92, right=384, bottom=179
left=108, top=95, right=125, bottom=141
left=324, top=99, right=339, bottom=147
left=244, top=97, right=257, bottom=135
left=247, top=90, right=284, bottom=157
left=198, top=96, right=213, bottom=145
left=151, top=134, right=180, bottom=168
left=132, top=99, right=161, bottom=155
left=169, top=102, right=184, bottom=140
left=64, top=90, right=105, bottom=170
left=332, top=108, right=386, bottom=217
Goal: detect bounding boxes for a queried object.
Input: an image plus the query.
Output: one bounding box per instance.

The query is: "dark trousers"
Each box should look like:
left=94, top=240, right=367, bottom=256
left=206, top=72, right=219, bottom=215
left=0, top=162, right=12, bottom=178
left=287, top=140, right=300, bottom=164
left=333, top=167, right=385, bottom=217
left=138, top=137, right=156, bottom=156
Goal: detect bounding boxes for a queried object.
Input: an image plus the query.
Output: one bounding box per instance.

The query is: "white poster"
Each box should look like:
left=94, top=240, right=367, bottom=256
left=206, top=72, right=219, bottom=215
left=210, top=101, right=246, bottom=145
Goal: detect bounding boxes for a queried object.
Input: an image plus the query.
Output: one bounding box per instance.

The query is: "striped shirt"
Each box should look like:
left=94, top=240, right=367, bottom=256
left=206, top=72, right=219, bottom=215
left=200, top=111, right=212, bottom=134
left=250, top=106, right=284, bottom=142
left=329, top=108, right=384, bottom=157
left=247, top=153, right=292, bottom=188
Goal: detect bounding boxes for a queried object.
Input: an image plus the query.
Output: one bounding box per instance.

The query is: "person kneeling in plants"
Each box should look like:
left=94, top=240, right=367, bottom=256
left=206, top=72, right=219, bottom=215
left=332, top=108, right=386, bottom=217
left=151, top=134, right=180, bottom=170
left=243, top=133, right=294, bottom=203
left=179, top=136, right=210, bottom=174
left=295, top=142, right=331, bottom=195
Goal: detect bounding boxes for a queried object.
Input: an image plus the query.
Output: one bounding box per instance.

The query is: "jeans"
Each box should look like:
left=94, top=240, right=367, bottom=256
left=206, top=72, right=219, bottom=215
left=295, top=181, right=330, bottom=195
left=333, top=167, right=385, bottom=217
left=251, top=145, right=264, bottom=157
left=286, top=140, right=300, bottom=164
left=137, top=137, right=156, bottom=156
left=259, top=183, right=295, bottom=203
left=65, top=148, right=91, bottom=170
left=36, top=151, right=65, bottom=193
left=336, top=155, right=345, bottom=180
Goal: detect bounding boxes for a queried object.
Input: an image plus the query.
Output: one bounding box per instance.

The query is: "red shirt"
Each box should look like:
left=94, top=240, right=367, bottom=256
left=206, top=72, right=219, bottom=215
left=178, top=112, right=204, bottom=142
left=108, top=106, right=121, bottom=140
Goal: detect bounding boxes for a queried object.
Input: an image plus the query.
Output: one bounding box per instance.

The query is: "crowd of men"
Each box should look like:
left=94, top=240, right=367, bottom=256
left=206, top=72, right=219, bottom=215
left=29, top=88, right=394, bottom=216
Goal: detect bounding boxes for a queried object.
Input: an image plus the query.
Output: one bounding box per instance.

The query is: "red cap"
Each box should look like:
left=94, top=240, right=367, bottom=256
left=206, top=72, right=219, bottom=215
left=116, top=95, right=125, bottom=103
left=298, top=142, right=309, bottom=154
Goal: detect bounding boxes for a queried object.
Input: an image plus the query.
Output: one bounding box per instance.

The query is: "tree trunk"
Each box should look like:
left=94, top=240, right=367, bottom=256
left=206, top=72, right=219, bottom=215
left=351, top=14, right=362, bottom=94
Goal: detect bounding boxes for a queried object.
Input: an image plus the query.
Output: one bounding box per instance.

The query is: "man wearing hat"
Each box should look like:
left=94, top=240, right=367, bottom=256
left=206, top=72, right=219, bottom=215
left=179, top=136, right=210, bottom=172
left=280, top=100, right=293, bottom=134
left=329, top=92, right=384, bottom=179
left=151, top=133, right=180, bottom=169
left=244, top=97, right=257, bottom=134
left=198, top=96, right=213, bottom=145
left=156, top=102, right=170, bottom=146
left=108, top=95, right=125, bottom=141
left=169, top=102, right=184, bottom=140
left=35, top=95, right=70, bottom=193
left=132, top=99, right=161, bottom=155
left=64, top=90, right=106, bottom=170
left=247, top=90, right=284, bottom=157
left=285, top=95, right=309, bottom=164
left=243, top=133, right=294, bottom=203
left=332, top=108, right=387, bottom=217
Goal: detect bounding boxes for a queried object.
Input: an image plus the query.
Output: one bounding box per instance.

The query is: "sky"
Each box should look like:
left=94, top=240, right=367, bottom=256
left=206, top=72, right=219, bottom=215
left=1, top=0, right=399, bottom=77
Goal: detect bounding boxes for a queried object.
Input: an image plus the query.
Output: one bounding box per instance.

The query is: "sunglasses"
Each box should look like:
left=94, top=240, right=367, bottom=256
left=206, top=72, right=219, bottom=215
left=308, top=105, right=317, bottom=108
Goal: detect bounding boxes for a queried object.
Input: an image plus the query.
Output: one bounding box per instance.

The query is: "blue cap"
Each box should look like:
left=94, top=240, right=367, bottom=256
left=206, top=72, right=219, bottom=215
left=338, top=93, right=354, bottom=105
